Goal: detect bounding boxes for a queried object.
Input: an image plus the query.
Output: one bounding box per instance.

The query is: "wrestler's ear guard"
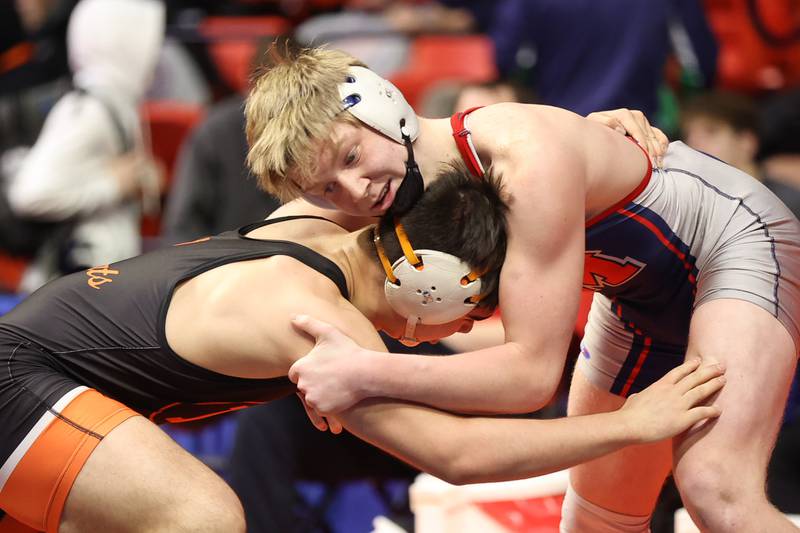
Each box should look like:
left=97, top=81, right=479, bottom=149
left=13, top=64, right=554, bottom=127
left=339, top=67, right=424, bottom=215
left=373, top=220, right=483, bottom=346
left=338, top=66, right=419, bottom=143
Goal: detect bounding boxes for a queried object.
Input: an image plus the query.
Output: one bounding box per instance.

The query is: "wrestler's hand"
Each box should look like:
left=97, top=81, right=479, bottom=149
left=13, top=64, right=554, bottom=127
left=296, top=392, right=343, bottom=434
left=586, top=108, right=669, bottom=168
left=290, top=314, right=370, bottom=421
left=621, top=358, right=725, bottom=444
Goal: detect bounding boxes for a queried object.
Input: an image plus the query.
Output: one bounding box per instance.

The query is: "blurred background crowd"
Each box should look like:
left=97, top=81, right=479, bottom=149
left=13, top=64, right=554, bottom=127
left=1, top=1, right=799, bottom=532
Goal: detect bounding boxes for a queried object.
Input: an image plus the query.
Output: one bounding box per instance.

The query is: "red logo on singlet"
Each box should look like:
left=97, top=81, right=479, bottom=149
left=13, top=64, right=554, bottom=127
left=86, top=264, right=119, bottom=290
left=583, top=251, right=645, bottom=291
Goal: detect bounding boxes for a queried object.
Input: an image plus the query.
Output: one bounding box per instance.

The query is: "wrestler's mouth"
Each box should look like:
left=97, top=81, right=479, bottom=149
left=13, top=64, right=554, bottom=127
left=372, top=181, right=391, bottom=210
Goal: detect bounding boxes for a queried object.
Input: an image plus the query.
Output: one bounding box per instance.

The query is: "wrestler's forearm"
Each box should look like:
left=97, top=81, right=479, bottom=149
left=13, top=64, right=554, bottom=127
left=341, top=399, right=636, bottom=485
left=358, top=342, right=563, bottom=414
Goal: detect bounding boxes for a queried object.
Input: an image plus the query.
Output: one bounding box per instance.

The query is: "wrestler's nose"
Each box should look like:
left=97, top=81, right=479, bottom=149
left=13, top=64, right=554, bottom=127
left=339, top=173, right=369, bottom=202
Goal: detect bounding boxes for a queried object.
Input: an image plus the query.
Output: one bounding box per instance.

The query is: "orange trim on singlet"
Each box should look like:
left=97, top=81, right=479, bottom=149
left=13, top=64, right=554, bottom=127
left=0, top=514, right=39, bottom=533
left=585, top=138, right=653, bottom=228
left=0, top=390, right=137, bottom=533
left=450, top=107, right=485, bottom=178
left=147, top=400, right=263, bottom=424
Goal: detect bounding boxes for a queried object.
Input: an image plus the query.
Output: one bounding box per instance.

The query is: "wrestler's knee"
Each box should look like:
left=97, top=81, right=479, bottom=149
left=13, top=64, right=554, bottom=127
left=677, top=458, right=763, bottom=532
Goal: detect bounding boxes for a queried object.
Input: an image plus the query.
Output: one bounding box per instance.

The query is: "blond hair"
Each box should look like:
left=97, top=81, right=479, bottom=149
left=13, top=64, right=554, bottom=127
left=245, top=45, right=366, bottom=201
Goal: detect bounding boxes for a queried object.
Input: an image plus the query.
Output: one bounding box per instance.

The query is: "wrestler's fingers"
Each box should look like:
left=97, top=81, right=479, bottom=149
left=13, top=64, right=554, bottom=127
left=586, top=110, right=627, bottom=135
left=621, top=109, right=665, bottom=163
left=686, top=405, right=722, bottom=426
left=328, top=416, right=344, bottom=435
left=684, top=375, right=726, bottom=406
left=627, top=109, right=649, bottom=143
left=661, top=358, right=702, bottom=384
left=288, top=358, right=303, bottom=384
left=291, top=314, right=339, bottom=342
left=297, top=392, right=329, bottom=432
left=677, top=362, right=726, bottom=394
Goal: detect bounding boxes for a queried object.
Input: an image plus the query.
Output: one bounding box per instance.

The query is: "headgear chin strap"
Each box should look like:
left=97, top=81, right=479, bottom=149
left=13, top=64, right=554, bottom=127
left=339, top=66, right=425, bottom=215
left=373, top=221, right=483, bottom=346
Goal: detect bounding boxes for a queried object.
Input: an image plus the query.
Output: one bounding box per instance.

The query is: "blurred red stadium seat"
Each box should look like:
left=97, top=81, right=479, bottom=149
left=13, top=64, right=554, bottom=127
left=207, top=41, right=259, bottom=93
left=141, top=101, right=206, bottom=237
left=389, top=35, right=497, bottom=109
left=0, top=253, right=28, bottom=293
left=198, top=16, right=291, bottom=40
left=704, top=0, right=800, bottom=92
left=199, top=16, right=291, bottom=93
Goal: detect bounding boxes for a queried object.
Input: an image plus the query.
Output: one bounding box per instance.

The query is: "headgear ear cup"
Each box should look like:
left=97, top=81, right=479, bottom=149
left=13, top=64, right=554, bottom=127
left=384, top=250, right=482, bottom=325
left=374, top=222, right=482, bottom=345
left=338, top=67, right=419, bottom=144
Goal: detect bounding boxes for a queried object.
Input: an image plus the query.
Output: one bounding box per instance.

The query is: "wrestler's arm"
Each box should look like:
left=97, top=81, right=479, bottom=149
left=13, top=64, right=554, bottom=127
left=278, top=292, right=723, bottom=485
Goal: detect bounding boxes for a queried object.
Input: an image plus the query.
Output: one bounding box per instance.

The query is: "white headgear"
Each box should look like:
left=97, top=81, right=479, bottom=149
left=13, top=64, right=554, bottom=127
left=374, top=221, right=483, bottom=347
left=339, top=66, right=419, bottom=144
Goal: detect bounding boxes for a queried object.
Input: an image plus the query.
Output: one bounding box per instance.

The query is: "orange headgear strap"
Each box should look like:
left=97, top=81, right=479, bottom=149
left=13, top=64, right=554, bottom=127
left=373, top=226, right=398, bottom=284
left=393, top=220, right=423, bottom=269
left=382, top=218, right=486, bottom=300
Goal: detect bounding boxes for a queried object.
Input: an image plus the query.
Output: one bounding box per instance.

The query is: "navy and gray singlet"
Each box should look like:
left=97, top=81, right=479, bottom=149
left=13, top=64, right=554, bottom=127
left=451, top=107, right=800, bottom=397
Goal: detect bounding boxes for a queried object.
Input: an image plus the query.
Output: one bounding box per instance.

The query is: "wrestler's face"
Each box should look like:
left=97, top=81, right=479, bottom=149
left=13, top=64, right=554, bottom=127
left=296, top=122, right=407, bottom=216
left=682, top=115, right=755, bottom=171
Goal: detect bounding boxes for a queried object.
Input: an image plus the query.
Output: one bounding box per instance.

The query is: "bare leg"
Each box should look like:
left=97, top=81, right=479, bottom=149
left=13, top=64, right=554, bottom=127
left=674, top=299, right=799, bottom=532
left=59, top=416, right=245, bottom=533
left=565, top=369, right=672, bottom=518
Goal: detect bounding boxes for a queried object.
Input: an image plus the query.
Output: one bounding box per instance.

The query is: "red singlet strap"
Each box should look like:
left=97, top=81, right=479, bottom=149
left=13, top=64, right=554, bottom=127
left=450, top=106, right=485, bottom=178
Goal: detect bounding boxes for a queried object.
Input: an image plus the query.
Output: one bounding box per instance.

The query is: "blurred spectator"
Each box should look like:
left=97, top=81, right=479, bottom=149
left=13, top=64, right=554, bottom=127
left=757, top=89, right=800, bottom=218
left=162, top=38, right=283, bottom=244
left=162, top=94, right=279, bottom=243
left=681, top=90, right=800, bottom=218
left=421, top=79, right=534, bottom=118
left=442, top=0, right=717, bottom=122
left=0, top=0, right=75, bottom=96
left=146, top=37, right=212, bottom=106
left=0, top=0, right=76, bottom=152
left=294, top=0, right=477, bottom=79
left=2, top=0, right=164, bottom=291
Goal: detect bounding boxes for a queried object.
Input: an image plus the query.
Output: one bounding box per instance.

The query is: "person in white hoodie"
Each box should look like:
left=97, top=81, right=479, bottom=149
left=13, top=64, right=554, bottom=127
left=7, top=0, right=164, bottom=290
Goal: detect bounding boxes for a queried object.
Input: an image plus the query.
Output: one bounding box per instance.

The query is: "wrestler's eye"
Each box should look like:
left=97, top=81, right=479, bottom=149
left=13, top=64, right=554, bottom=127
left=344, top=147, right=359, bottom=167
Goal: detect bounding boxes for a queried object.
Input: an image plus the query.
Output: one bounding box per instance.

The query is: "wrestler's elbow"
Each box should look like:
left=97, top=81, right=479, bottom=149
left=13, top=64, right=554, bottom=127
left=428, top=448, right=483, bottom=486
left=505, top=358, right=562, bottom=412
left=430, top=439, right=508, bottom=486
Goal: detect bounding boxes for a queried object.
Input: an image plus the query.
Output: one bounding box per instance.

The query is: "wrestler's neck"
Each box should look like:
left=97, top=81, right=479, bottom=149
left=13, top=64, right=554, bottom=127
left=412, top=117, right=464, bottom=185
left=316, top=229, right=395, bottom=328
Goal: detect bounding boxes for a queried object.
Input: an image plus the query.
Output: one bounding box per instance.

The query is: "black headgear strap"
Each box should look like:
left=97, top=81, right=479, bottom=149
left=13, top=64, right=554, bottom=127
left=389, top=119, right=425, bottom=216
